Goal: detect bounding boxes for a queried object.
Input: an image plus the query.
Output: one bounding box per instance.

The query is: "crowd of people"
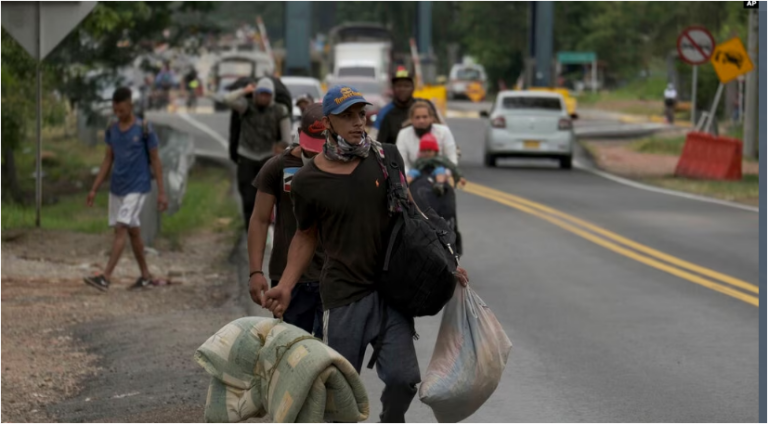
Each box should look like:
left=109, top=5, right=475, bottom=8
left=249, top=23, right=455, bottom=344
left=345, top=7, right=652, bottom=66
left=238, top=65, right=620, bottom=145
left=84, top=65, right=469, bottom=422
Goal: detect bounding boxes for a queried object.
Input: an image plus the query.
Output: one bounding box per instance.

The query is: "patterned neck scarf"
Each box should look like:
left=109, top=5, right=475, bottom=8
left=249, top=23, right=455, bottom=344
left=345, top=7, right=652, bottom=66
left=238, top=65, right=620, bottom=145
left=323, top=132, right=372, bottom=162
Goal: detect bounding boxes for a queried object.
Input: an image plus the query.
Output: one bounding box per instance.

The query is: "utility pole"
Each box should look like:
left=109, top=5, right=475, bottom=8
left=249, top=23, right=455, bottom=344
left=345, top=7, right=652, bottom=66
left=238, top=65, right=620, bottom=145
left=742, top=8, right=758, bottom=158
left=532, top=1, right=554, bottom=87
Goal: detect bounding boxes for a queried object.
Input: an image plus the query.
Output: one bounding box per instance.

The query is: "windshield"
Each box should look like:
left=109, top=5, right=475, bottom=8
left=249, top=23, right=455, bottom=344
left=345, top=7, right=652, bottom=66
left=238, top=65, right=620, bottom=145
left=338, top=66, right=376, bottom=79
left=284, top=83, right=322, bottom=100
left=501, top=96, right=563, bottom=111
left=218, top=61, right=254, bottom=77
left=333, top=81, right=383, bottom=94
left=456, top=68, right=482, bottom=81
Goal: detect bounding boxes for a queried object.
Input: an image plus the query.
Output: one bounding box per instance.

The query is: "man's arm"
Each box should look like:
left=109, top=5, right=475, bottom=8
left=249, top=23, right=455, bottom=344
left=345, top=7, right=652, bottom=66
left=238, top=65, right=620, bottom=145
left=223, top=88, right=250, bottom=114
left=277, top=225, right=318, bottom=291
left=277, top=107, right=291, bottom=146
left=248, top=191, right=276, bottom=276
left=92, top=146, right=114, bottom=191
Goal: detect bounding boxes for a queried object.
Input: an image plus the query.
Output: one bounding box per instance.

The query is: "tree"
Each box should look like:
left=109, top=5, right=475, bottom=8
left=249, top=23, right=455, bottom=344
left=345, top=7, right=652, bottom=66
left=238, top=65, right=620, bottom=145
left=1, top=30, right=37, bottom=202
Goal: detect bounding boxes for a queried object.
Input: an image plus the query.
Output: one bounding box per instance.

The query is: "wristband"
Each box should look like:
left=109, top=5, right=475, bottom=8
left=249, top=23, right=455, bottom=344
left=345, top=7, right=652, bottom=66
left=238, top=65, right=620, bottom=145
left=249, top=270, right=264, bottom=278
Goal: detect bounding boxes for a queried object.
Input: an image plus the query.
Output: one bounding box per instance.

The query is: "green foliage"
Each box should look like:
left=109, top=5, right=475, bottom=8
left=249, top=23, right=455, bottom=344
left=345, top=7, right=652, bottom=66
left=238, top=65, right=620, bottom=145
left=456, top=2, right=528, bottom=89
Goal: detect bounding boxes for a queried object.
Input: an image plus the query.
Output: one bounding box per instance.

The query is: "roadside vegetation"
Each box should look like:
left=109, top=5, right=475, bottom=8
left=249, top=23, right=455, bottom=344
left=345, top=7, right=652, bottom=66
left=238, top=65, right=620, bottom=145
left=2, top=122, right=240, bottom=245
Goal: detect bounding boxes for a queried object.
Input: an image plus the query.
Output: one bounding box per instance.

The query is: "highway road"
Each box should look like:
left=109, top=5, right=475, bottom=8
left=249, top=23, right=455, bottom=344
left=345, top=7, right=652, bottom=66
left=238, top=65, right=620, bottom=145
left=141, top=103, right=759, bottom=422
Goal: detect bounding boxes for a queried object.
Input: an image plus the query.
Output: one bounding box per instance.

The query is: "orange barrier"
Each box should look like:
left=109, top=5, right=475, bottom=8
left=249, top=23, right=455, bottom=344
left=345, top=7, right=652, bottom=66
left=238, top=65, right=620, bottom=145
left=674, top=132, right=742, bottom=180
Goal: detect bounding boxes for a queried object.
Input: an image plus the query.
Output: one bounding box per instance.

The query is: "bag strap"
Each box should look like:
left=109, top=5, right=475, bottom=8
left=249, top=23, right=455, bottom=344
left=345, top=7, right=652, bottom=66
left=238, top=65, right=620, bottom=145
left=371, top=142, right=408, bottom=215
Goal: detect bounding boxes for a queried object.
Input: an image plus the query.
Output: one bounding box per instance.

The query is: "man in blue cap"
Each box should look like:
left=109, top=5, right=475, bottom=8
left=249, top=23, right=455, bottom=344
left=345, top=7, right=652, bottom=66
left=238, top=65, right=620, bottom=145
left=264, top=85, right=469, bottom=422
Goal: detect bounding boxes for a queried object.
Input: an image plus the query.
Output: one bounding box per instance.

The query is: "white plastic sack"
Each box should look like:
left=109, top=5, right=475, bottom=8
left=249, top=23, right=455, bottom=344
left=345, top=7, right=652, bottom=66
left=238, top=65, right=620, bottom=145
left=419, top=286, right=512, bottom=423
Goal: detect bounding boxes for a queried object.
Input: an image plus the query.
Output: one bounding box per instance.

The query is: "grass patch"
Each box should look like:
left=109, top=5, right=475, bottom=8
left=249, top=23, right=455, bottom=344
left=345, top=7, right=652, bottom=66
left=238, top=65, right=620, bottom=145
left=578, top=76, right=668, bottom=104
left=161, top=166, right=240, bottom=243
left=644, top=174, right=759, bottom=205
left=3, top=161, right=240, bottom=241
left=630, top=135, right=687, bottom=156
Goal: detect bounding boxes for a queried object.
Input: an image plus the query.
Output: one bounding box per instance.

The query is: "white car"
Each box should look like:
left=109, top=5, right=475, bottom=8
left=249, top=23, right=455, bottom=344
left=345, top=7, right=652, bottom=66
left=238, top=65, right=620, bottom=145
left=281, top=76, right=324, bottom=118
left=482, top=91, right=575, bottom=169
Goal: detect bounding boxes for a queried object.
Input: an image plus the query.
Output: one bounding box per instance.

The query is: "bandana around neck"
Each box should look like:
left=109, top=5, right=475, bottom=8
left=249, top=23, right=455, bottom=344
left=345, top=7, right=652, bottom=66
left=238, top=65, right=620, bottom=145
left=323, top=132, right=372, bottom=162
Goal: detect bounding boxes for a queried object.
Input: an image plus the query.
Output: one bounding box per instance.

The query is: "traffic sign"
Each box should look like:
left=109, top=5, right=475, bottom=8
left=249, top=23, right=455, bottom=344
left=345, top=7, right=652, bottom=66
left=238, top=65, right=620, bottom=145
left=1, top=2, right=97, bottom=61
left=556, top=51, right=596, bottom=65
left=710, top=37, right=754, bottom=84
left=677, top=26, right=715, bottom=65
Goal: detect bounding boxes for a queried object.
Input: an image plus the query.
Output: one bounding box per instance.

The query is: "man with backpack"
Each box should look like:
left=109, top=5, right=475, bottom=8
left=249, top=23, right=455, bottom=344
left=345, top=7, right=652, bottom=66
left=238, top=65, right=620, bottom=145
left=84, top=87, right=168, bottom=291
left=224, top=77, right=291, bottom=231
left=264, top=85, right=468, bottom=422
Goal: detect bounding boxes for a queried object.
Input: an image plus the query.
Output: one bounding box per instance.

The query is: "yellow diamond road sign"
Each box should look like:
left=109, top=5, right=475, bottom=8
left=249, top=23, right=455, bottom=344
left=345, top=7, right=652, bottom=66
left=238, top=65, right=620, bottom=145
left=710, top=37, right=754, bottom=84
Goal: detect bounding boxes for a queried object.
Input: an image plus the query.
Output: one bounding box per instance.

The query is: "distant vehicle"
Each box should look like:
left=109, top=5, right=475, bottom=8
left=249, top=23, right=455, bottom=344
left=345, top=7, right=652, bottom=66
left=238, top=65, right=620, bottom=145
left=327, top=24, right=395, bottom=86
left=482, top=91, right=575, bottom=169
left=332, top=42, right=391, bottom=85
left=209, top=53, right=275, bottom=111
left=447, top=64, right=488, bottom=100
left=280, top=76, right=324, bottom=120
left=327, top=77, right=389, bottom=126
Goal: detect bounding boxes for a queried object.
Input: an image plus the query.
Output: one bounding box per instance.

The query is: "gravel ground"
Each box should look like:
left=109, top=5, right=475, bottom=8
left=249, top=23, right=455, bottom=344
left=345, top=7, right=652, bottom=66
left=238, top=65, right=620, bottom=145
left=1, top=228, right=256, bottom=423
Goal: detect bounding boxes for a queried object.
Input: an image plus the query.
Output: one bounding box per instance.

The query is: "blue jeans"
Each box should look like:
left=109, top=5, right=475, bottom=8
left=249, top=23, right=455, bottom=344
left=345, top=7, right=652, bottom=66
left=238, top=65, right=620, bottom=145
left=271, top=280, right=323, bottom=339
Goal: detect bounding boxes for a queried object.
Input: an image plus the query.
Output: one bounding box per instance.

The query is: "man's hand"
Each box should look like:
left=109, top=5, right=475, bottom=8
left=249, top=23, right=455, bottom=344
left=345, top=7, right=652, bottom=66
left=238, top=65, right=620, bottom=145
left=264, top=284, right=292, bottom=318
left=458, top=178, right=468, bottom=189
left=249, top=273, right=270, bottom=306
left=455, top=267, right=469, bottom=287
left=157, top=193, right=169, bottom=212
left=86, top=190, right=96, bottom=207
left=244, top=83, right=256, bottom=94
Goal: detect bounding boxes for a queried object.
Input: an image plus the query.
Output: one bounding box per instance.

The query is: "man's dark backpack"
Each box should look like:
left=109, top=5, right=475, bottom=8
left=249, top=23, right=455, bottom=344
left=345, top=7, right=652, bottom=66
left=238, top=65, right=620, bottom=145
left=372, top=142, right=459, bottom=317
left=106, top=119, right=155, bottom=179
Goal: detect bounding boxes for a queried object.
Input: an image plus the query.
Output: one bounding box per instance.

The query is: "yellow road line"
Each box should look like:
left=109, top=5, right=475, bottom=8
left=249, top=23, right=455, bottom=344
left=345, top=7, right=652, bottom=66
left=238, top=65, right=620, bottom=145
left=462, top=184, right=759, bottom=307
left=465, top=182, right=759, bottom=295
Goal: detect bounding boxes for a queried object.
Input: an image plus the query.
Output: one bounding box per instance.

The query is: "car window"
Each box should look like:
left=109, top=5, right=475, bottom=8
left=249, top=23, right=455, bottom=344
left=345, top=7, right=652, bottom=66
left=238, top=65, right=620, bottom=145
left=218, top=62, right=254, bottom=76
left=333, top=81, right=382, bottom=94
left=456, top=68, right=482, bottom=81
left=338, top=67, right=376, bottom=79
left=285, top=83, right=322, bottom=99
left=501, top=96, right=562, bottom=111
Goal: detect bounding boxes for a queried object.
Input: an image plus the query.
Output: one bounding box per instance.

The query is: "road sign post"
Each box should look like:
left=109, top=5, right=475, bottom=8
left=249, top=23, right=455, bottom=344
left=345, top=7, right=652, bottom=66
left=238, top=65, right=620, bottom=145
left=677, top=26, right=715, bottom=126
left=2, top=1, right=97, bottom=227
left=706, top=37, right=755, bottom=134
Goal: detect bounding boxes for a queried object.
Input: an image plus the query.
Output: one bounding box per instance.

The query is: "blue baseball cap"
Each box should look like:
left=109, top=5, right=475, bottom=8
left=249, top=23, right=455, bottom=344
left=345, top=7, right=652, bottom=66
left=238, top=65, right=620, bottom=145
left=323, top=85, right=371, bottom=116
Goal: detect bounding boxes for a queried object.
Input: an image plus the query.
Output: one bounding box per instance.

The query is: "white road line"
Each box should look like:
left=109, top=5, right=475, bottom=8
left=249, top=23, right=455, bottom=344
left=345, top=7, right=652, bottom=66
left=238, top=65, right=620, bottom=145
left=178, top=111, right=228, bottom=150
left=574, top=160, right=759, bottom=213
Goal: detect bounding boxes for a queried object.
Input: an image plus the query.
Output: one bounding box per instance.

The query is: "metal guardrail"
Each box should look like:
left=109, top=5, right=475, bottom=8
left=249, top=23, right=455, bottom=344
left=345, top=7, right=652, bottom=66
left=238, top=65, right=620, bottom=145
left=139, top=124, right=195, bottom=246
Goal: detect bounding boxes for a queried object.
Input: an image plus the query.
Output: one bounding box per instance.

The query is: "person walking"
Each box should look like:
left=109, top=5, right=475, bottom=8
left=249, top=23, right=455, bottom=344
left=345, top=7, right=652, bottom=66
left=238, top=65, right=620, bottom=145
left=224, top=78, right=291, bottom=231
left=375, top=69, right=441, bottom=145
left=84, top=87, right=168, bottom=291
left=264, top=85, right=468, bottom=422
left=248, top=103, right=326, bottom=337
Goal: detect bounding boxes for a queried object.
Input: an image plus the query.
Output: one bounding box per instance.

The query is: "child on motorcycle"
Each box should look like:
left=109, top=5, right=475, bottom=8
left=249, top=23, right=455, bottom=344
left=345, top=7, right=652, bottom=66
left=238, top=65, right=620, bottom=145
left=406, top=133, right=466, bottom=195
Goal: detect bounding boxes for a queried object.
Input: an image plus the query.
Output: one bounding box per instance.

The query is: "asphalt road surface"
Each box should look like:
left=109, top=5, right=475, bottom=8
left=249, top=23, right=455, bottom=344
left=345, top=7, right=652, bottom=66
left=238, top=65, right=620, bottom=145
left=89, top=103, right=759, bottom=422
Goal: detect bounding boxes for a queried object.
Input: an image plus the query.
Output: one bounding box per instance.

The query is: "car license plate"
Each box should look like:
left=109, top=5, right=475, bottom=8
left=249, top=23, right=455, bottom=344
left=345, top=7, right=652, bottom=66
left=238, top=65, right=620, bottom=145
left=524, top=140, right=541, bottom=149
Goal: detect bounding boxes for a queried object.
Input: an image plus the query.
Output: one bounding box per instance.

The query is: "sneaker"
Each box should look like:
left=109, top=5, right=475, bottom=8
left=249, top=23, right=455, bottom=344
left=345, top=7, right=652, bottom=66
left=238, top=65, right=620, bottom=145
left=128, top=277, right=152, bottom=291
left=83, top=274, right=110, bottom=292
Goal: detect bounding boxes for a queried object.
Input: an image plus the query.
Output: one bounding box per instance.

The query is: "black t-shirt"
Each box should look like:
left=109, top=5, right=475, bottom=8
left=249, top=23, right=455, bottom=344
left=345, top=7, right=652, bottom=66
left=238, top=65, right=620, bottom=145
left=253, top=148, right=324, bottom=283
left=290, top=144, right=405, bottom=310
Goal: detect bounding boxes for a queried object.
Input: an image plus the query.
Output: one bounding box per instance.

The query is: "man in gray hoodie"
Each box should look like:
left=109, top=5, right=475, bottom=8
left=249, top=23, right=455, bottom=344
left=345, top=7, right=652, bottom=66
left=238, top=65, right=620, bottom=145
left=224, top=78, right=291, bottom=231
